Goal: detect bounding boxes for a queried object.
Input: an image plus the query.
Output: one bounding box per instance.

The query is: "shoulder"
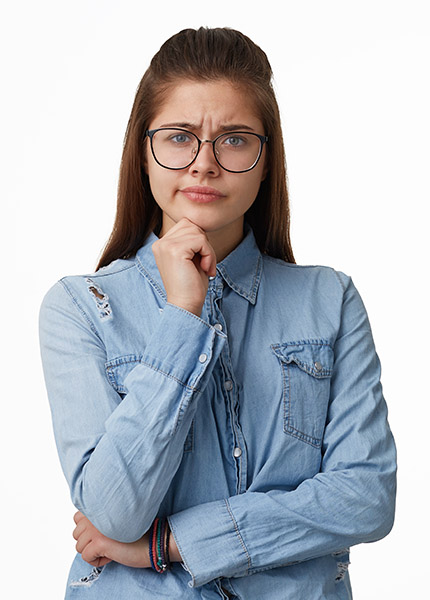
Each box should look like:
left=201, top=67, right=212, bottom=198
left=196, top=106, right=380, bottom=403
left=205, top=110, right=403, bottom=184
left=261, top=254, right=351, bottom=295
left=40, top=257, right=139, bottom=327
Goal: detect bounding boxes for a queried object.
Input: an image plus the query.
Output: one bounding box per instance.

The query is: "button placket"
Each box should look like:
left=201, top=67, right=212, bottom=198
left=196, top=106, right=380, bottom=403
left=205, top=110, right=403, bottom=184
left=211, top=282, right=247, bottom=494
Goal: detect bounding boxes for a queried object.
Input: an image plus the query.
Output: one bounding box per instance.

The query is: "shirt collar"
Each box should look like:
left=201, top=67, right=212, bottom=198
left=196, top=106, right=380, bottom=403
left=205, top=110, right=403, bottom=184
left=135, top=222, right=263, bottom=305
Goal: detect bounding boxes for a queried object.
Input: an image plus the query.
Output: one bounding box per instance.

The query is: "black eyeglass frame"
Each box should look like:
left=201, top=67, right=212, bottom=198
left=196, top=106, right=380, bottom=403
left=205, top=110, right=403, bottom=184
left=145, top=128, right=269, bottom=173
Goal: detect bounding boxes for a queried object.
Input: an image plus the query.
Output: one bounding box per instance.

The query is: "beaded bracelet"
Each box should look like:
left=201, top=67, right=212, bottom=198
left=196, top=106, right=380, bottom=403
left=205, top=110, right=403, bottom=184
left=149, top=517, right=171, bottom=573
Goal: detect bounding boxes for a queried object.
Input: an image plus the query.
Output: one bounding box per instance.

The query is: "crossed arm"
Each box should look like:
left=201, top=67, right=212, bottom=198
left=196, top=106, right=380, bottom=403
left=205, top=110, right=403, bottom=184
left=41, top=277, right=396, bottom=587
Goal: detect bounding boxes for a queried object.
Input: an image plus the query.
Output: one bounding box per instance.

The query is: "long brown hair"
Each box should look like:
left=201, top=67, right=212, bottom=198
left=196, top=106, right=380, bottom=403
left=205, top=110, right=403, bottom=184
left=97, top=27, right=295, bottom=269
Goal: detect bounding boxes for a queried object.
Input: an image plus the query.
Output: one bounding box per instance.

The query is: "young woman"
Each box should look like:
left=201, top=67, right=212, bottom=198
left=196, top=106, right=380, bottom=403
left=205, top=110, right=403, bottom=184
left=39, top=27, right=397, bottom=599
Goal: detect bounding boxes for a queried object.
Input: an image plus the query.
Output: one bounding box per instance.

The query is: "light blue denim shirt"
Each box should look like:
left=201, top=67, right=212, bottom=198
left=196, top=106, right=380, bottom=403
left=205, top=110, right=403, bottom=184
left=39, top=223, right=396, bottom=599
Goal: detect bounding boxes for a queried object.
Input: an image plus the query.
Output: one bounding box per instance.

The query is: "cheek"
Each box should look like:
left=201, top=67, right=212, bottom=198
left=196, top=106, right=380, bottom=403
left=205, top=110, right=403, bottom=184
left=147, top=165, right=178, bottom=207
left=244, top=170, right=265, bottom=201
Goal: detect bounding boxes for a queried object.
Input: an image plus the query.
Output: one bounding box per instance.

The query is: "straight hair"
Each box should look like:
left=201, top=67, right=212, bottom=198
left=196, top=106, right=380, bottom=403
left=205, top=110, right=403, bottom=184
left=97, top=27, right=295, bottom=270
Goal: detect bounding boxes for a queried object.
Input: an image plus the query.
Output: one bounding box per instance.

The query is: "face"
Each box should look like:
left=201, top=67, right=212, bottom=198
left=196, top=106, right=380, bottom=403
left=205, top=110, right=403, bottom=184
left=145, top=79, right=267, bottom=242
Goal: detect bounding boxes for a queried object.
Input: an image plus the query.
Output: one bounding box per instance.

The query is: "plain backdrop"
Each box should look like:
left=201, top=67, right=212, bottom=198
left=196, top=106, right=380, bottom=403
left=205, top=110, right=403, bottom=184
left=1, top=1, right=429, bottom=597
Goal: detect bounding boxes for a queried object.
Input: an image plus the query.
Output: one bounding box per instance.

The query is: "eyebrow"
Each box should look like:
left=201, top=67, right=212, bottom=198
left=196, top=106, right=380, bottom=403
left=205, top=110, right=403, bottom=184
left=158, top=122, right=256, bottom=132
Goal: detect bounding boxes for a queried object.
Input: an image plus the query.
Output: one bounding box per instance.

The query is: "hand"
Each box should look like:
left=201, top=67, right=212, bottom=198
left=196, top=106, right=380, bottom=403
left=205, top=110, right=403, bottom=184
left=73, top=511, right=151, bottom=569
left=152, top=218, right=217, bottom=316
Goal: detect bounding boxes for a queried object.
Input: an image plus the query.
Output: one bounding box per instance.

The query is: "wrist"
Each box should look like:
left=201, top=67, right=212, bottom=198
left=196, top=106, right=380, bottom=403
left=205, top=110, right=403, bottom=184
left=166, top=299, right=203, bottom=317
left=167, top=527, right=182, bottom=562
left=149, top=517, right=172, bottom=573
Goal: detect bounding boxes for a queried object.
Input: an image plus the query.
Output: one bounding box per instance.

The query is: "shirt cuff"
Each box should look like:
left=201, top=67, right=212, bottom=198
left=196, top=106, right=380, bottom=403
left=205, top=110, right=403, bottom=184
left=168, top=498, right=251, bottom=588
left=137, top=302, right=227, bottom=393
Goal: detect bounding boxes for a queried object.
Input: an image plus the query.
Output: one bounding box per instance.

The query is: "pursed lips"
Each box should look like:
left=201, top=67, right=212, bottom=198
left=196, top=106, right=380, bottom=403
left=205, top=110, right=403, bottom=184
left=180, top=186, right=226, bottom=203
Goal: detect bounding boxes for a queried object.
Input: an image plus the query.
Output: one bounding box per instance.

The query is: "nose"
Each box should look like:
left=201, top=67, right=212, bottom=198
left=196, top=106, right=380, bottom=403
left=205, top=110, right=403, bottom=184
left=189, top=140, right=220, bottom=176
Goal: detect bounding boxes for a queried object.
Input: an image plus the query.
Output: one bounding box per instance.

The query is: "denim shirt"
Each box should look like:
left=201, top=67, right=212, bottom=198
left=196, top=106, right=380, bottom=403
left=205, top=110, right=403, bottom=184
left=39, top=223, right=396, bottom=599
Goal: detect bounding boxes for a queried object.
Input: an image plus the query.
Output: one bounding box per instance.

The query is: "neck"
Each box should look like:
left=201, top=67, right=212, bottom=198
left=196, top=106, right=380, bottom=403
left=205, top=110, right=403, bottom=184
left=206, top=221, right=245, bottom=262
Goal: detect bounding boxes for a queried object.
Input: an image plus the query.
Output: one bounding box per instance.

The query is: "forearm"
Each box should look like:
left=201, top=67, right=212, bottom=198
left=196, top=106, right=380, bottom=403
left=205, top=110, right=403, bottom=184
left=168, top=278, right=397, bottom=588
left=72, top=305, right=225, bottom=541
left=40, top=284, right=226, bottom=542
left=168, top=463, right=396, bottom=587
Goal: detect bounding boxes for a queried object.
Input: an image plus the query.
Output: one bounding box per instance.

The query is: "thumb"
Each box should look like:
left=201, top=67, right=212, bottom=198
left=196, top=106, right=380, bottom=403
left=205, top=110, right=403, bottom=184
left=199, top=253, right=216, bottom=277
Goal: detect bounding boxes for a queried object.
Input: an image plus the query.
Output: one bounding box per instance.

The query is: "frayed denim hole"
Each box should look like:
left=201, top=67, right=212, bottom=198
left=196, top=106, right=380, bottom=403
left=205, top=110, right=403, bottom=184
left=86, top=278, right=113, bottom=320
left=70, top=566, right=104, bottom=587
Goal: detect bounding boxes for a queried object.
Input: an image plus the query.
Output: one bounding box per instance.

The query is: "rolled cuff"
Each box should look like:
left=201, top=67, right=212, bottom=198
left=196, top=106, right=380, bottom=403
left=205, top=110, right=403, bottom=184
left=168, top=498, right=250, bottom=588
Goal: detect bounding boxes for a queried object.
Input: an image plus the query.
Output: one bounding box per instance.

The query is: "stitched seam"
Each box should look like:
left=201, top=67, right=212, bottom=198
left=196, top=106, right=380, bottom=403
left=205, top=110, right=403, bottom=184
left=105, top=357, right=142, bottom=392
left=139, top=359, right=202, bottom=393
left=284, top=426, right=321, bottom=448
left=59, top=280, right=103, bottom=343
left=286, top=364, right=291, bottom=434
left=183, top=419, right=194, bottom=453
left=272, top=340, right=332, bottom=348
left=106, top=357, right=141, bottom=370
left=165, top=303, right=225, bottom=334
left=263, top=256, right=333, bottom=270
left=333, top=268, right=347, bottom=293
left=249, top=254, right=262, bottom=303
left=135, top=260, right=167, bottom=299
left=216, top=265, right=253, bottom=302
left=279, top=352, right=323, bottom=449
left=86, top=263, right=135, bottom=278
left=284, top=360, right=323, bottom=448
left=166, top=517, right=196, bottom=587
left=224, top=499, right=252, bottom=573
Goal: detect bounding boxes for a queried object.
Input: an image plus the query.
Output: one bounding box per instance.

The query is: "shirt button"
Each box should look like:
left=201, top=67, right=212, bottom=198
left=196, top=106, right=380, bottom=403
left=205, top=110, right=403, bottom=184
left=199, top=353, right=208, bottom=363
left=224, top=380, right=233, bottom=391
left=314, top=361, right=323, bottom=372
left=214, top=323, right=223, bottom=331
left=233, top=447, right=242, bottom=458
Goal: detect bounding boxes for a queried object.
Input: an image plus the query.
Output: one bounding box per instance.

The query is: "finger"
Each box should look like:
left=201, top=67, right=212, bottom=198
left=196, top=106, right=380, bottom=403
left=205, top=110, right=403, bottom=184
left=73, top=511, right=85, bottom=524
left=199, top=253, right=216, bottom=275
left=163, top=217, right=203, bottom=237
left=75, top=529, right=93, bottom=555
left=72, top=521, right=86, bottom=540
left=81, top=540, right=107, bottom=566
left=97, top=557, right=112, bottom=567
left=73, top=516, right=89, bottom=540
left=90, top=557, right=112, bottom=568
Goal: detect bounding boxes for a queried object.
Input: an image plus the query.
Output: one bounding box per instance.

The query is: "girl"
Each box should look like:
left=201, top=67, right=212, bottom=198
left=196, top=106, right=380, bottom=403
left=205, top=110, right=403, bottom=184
left=39, top=27, right=396, bottom=599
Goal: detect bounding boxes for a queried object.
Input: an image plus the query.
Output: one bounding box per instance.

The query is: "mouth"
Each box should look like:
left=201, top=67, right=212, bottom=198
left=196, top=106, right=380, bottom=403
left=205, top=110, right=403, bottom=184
left=180, top=186, right=226, bottom=203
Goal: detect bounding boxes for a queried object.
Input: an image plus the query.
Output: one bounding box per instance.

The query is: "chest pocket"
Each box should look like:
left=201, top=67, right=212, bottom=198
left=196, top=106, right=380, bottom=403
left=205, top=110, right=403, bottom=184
left=271, top=340, right=334, bottom=448
left=105, top=355, right=194, bottom=453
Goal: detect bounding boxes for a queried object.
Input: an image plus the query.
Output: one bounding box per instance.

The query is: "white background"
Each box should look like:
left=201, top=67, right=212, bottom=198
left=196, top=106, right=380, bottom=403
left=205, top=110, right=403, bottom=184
left=1, top=1, right=429, bottom=597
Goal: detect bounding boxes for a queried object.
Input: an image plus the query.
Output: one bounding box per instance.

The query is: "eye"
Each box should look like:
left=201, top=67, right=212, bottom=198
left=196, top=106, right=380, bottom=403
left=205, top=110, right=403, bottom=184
left=222, top=135, right=247, bottom=147
left=168, top=133, right=193, bottom=144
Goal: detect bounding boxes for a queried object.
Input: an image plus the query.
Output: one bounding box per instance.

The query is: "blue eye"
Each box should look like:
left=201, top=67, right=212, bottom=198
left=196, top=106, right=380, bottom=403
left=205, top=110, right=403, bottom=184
left=223, top=135, right=246, bottom=147
left=169, top=133, right=192, bottom=144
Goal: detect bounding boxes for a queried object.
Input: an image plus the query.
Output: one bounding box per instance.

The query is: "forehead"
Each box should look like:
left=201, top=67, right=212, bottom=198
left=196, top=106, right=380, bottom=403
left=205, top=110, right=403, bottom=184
left=150, top=79, right=263, bottom=131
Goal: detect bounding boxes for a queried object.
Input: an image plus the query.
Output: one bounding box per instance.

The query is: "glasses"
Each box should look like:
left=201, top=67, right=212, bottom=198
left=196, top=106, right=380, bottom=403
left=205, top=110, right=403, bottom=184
left=145, top=128, right=268, bottom=173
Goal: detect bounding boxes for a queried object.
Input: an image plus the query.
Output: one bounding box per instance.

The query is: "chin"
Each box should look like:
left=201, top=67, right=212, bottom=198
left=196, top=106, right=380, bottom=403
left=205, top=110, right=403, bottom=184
left=173, top=208, right=231, bottom=232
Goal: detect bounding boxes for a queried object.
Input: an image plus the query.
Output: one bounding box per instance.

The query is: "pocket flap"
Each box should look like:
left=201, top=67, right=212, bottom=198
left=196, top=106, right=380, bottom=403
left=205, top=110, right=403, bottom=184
left=105, top=354, right=143, bottom=394
left=271, top=341, right=333, bottom=378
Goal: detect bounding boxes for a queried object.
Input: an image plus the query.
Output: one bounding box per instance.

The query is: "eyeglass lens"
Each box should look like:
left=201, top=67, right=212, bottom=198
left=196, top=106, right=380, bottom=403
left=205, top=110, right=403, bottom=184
left=151, top=129, right=263, bottom=172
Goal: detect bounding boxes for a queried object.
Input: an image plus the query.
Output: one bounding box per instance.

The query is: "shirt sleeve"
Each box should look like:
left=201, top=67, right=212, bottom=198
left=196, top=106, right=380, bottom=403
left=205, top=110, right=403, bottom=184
left=167, top=275, right=397, bottom=587
left=39, top=281, right=226, bottom=542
